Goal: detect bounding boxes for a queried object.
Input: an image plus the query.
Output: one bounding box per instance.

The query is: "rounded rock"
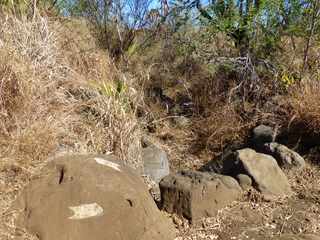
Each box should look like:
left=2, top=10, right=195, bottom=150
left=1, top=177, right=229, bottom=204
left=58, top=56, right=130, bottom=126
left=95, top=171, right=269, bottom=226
left=11, top=154, right=175, bottom=240
left=236, top=174, right=252, bottom=190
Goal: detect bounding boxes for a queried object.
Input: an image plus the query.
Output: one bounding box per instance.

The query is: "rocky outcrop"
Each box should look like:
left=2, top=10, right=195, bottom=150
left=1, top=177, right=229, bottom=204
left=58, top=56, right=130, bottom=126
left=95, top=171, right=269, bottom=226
left=159, top=170, right=241, bottom=221
left=11, top=154, right=175, bottom=240
left=224, top=148, right=292, bottom=199
left=264, top=142, right=305, bottom=169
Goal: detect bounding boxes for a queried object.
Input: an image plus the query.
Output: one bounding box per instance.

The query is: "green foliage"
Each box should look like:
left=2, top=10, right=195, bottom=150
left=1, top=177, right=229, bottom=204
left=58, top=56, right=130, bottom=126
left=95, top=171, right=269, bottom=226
left=91, top=80, right=127, bottom=98
left=90, top=79, right=132, bottom=113
left=126, top=41, right=139, bottom=57
left=280, top=71, right=296, bottom=89
left=173, top=1, right=314, bottom=54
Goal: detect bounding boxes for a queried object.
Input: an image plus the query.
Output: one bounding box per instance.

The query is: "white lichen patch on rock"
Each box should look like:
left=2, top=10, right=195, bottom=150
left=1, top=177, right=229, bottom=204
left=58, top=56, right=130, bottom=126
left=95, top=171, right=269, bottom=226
left=94, top=157, right=121, bottom=172
left=68, top=203, right=104, bottom=220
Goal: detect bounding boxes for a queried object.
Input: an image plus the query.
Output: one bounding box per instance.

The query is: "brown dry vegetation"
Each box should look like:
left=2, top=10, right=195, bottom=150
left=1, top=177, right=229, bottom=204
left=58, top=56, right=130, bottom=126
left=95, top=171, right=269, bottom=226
left=290, top=79, right=320, bottom=134
left=0, top=14, right=143, bottom=239
left=1, top=6, right=320, bottom=240
left=0, top=14, right=143, bottom=167
left=132, top=27, right=320, bottom=170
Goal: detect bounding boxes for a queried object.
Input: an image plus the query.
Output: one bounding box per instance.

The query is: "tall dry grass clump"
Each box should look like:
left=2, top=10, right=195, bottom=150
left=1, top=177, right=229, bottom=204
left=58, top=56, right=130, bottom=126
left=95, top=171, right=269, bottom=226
left=290, top=78, right=320, bottom=134
left=0, top=14, right=142, bottom=169
left=0, top=14, right=143, bottom=238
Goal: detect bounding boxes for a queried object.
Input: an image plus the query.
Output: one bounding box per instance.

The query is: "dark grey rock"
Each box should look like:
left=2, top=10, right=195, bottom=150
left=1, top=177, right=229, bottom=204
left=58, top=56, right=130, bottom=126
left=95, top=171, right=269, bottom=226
left=159, top=170, right=241, bottom=221
left=253, top=125, right=274, bottom=146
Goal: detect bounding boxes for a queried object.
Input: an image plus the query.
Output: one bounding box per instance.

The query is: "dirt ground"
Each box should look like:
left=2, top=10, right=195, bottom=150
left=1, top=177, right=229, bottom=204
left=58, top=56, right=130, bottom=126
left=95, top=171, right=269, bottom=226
left=174, top=164, right=320, bottom=240
left=1, top=157, right=320, bottom=240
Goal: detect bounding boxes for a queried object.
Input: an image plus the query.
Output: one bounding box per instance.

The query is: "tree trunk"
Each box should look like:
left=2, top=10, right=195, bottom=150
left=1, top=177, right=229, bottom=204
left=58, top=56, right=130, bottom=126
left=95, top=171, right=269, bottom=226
left=246, top=0, right=252, bottom=16
left=161, top=0, right=169, bottom=17
left=254, top=0, right=260, bottom=11
left=302, top=0, right=320, bottom=74
left=239, top=0, right=244, bottom=17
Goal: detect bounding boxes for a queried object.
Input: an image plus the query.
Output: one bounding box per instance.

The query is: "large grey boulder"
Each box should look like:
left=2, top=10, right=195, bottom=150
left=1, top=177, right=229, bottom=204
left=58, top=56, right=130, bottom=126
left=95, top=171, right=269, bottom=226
left=143, top=145, right=170, bottom=184
left=264, top=142, right=305, bottom=169
left=224, top=148, right=292, bottom=199
left=159, top=170, right=241, bottom=221
left=11, top=154, right=175, bottom=240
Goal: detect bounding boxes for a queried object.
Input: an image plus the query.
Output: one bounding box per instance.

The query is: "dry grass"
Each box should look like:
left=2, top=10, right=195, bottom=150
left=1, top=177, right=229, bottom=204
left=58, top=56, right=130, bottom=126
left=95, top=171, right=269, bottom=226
left=0, top=13, right=143, bottom=239
left=0, top=13, right=142, bottom=166
left=193, top=103, right=253, bottom=157
left=131, top=37, right=256, bottom=170
left=290, top=78, right=320, bottom=134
